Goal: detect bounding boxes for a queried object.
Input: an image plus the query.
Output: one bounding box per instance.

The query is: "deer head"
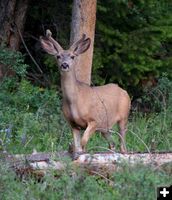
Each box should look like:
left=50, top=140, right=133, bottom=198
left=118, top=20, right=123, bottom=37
left=40, top=30, right=91, bottom=72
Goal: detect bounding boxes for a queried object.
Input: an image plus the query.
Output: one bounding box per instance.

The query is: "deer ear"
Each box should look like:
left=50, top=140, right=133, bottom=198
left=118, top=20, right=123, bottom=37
left=40, top=37, right=58, bottom=55
left=72, top=37, right=91, bottom=55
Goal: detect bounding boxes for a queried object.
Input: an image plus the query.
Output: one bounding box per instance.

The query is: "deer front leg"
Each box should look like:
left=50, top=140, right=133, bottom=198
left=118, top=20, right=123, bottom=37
left=69, top=127, right=83, bottom=160
left=72, top=127, right=82, bottom=153
left=81, top=121, right=97, bottom=152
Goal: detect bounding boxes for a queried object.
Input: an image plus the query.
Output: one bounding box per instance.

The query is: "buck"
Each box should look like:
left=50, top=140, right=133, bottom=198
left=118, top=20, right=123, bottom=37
left=40, top=30, right=131, bottom=158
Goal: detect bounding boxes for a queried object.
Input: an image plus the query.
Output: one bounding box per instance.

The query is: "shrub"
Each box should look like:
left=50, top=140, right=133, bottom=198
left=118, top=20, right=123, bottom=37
left=133, top=76, right=172, bottom=112
left=0, top=77, right=70, bottom=153
left=0, top=47, right=28, bottom=78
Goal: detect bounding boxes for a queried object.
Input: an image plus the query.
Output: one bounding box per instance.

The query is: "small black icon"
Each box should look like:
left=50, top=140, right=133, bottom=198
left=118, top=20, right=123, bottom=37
left=157, top=185, right=172, bottom=199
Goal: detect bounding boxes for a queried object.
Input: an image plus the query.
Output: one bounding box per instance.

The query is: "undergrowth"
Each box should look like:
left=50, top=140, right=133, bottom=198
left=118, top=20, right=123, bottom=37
left=0, top=54, right=172, bottom=199
left=0, top=159, right=171, bottom=200
left=0, top=78, right=71, bottom=154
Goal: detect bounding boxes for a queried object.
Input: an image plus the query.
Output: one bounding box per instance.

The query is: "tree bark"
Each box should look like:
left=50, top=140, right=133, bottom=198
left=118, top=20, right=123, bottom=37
left=0, top=0, right=29, bottom=79
left=70, top=0, right=97, bottom=85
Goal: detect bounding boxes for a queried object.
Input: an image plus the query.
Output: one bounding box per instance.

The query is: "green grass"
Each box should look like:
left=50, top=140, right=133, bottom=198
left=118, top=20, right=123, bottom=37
left=0, top=78, right=172, bottom=200
left=127, top=111, right=172, bottom=152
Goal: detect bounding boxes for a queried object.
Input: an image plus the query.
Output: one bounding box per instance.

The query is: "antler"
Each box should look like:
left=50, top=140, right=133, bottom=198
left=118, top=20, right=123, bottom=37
left=45, top=29, right=63, bottom=52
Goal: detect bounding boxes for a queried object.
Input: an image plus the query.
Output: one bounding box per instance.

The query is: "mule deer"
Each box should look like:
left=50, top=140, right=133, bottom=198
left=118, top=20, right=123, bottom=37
left=40, top=30, right=131, bottom=157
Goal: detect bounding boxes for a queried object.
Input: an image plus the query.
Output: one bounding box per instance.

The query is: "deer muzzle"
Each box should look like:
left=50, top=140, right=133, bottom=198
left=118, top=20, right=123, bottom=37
left=61, top=63, right=69, bottom=71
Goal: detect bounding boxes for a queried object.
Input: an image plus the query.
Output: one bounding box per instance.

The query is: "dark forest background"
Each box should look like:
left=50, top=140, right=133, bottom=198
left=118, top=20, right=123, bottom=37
left=24, top=0, right=172, bottom=97
left=1, top=0, right=172, bottom=97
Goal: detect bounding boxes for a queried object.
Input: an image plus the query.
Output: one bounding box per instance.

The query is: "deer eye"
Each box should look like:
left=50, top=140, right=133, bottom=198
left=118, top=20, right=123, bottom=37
left=56, top=55, right=61, bottom=59
left=71, top=56, right=75, bottom=59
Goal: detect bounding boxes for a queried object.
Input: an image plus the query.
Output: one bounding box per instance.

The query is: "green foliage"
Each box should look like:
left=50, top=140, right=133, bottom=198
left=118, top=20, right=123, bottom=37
left=0, top=78, right=70, bottom=153
left=141, top=76, right=172, bottom=112
left=93, top=0, right=172, bottom=94
left=0, top=47, right=28, bottom=77
left=110, top=164, right=172, bottom=200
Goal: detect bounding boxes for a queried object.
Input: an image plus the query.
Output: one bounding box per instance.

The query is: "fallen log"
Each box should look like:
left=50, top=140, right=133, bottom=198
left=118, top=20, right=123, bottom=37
left=1, top=151, right=172, bottom=178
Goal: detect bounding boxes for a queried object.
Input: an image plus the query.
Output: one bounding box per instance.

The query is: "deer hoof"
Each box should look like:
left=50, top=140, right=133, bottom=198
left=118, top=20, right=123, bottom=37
left=109, top=143, right=116, bottom=151
left=120, top=148, right=127, bottom=154
left=68, top=143, right=74, bottom=154
left=72, top=151, right=84, bottom=160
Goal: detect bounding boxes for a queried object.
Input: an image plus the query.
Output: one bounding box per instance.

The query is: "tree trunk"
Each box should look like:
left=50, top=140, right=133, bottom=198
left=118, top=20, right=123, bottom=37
left=70, top=0, right=97, bottom=85
left=0, top=0, right=29, bottom=79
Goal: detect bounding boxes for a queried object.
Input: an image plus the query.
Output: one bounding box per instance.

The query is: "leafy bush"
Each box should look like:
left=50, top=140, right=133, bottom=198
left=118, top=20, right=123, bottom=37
left=144, top=76, right=172, bottom=112
left=0, top=47, right=28, bottom=77
left=0, top=78, right=70, bottom=153
left=133, top=76, right=172, bottom=112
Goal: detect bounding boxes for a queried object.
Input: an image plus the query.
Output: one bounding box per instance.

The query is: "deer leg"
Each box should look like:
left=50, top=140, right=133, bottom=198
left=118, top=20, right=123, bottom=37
left=72, top=127, right=82, bottom=153
left=81, top=122, right=97, bottom=152
left=118, top=119, right=127, bottom=153
left=102, top=131, right=116, bottom=151
left=70, top=127, right=84, bottom=160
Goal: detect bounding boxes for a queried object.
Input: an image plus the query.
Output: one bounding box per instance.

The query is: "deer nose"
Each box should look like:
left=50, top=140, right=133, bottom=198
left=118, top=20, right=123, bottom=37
left=61, top=63, right=69, bottom=69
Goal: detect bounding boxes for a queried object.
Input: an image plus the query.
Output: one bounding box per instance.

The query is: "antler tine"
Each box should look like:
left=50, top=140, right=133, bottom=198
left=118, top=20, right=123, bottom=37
left=46, top=29, right=52, bottom=37
left=46, top=29, right=63, bottom=51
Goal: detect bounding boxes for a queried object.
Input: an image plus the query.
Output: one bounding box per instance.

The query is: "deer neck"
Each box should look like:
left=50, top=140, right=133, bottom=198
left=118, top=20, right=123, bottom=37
left=60, top=68, right=78, bottom=103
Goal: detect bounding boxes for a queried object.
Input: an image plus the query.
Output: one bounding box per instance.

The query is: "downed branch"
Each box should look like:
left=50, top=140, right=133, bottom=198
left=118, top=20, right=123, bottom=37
left=2, top=151, right=172, bottom=178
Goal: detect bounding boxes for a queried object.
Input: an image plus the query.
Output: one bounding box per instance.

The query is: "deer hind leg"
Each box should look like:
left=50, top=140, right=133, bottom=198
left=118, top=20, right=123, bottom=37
left=81, top=121, right=97, bottom=152
left=118, top=119, right=128, bottom=153
left=102, top=131, right=116, bottom=151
